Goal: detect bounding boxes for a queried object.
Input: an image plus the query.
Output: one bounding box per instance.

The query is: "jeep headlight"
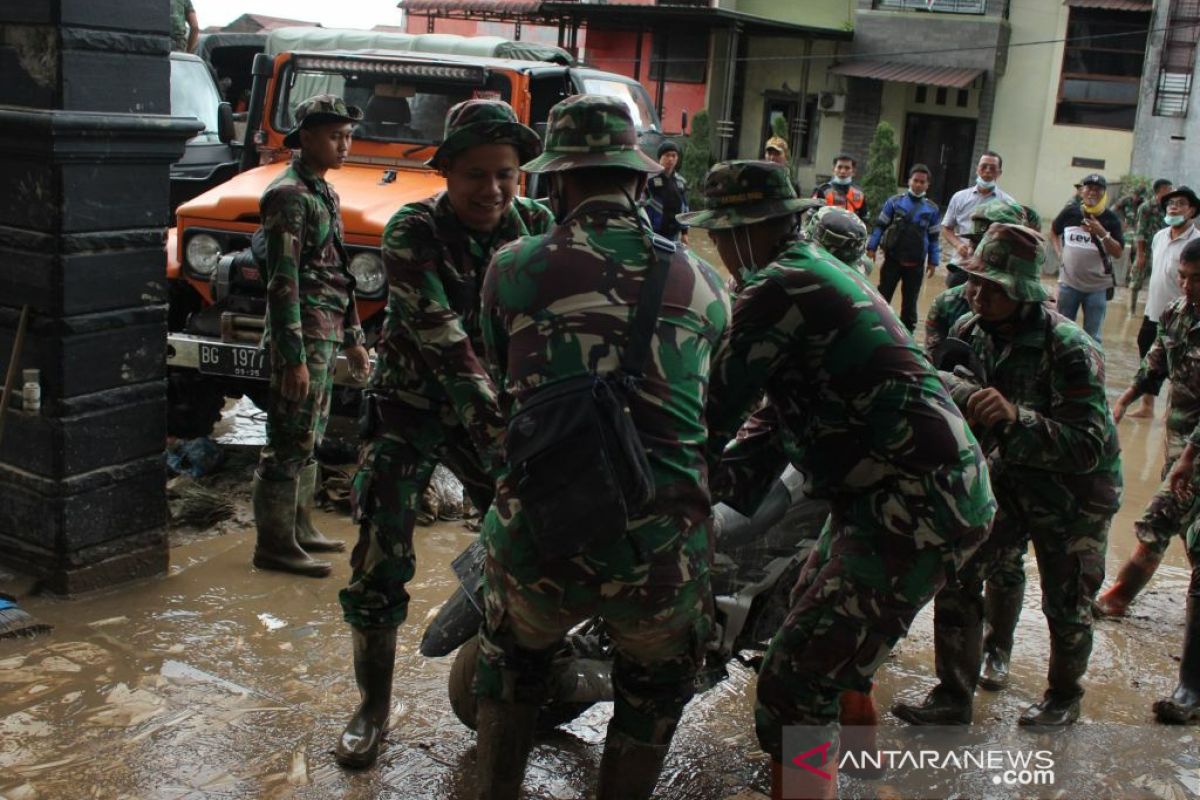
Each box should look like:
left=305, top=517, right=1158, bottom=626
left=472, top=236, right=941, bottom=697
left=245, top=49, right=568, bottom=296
left=186, top=233, right=222, bottom=276
left=348, top=251, right=386, bottom=296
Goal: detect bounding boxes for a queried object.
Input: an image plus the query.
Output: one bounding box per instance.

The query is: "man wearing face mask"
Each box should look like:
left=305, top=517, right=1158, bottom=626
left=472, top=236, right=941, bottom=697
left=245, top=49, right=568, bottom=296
left=941, top=151, right=1013, bottom=288
left=812, top=153, right=868, bottom=222
left=868, top=163, right=942, bottom=332
left=1051, top=173, right=1124, bottom=342
left=333, top=100, right=550, bottom=769
left=473, top=95, right=729, bottom=800
left=894, top=223, right=1121, bottom=732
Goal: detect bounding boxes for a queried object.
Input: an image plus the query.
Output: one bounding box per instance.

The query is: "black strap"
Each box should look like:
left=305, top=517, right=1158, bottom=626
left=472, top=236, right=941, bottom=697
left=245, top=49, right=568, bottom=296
left=620, top=243, right=673, bottom=377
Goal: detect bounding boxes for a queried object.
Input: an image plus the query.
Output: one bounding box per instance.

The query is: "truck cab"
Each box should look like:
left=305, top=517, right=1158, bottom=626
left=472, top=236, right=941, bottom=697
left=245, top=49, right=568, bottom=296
left=166, top=41, right=663, bottom=436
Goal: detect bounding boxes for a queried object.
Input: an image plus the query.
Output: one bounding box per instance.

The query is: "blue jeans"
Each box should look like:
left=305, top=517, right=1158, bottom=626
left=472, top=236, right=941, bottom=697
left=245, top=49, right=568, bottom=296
left=1056, top=284, right=1108, bottom=342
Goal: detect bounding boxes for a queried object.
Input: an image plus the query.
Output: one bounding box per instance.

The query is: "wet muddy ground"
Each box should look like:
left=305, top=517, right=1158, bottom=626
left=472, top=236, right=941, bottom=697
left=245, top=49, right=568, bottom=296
left=2, top=270, right=1198, bottom=800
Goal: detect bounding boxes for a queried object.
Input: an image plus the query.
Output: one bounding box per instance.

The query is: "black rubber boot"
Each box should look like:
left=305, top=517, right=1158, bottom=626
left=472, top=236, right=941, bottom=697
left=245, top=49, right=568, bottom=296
left=475, top=697, right=538, bottom=800
left=252, top=471, right=332, bottom=577
left=980, top=584, right=1023, bottom=691
left=893, top=597, right=980, bottom=725
left=596, top=728, right=670, bottom=800
left=295, top=461, right=345, bottom=553
left=335, top=626, right=398, bottom=768
left=1154, top=587, right=1200, bottom=725
left=1019, top=619, right=1088, bottom=729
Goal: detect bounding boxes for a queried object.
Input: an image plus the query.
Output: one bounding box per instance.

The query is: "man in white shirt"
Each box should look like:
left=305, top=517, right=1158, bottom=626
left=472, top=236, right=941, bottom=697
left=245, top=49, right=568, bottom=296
left=1126, top=186, right=1200, bottom=421
left=941, top=151, right=1014, bottom=287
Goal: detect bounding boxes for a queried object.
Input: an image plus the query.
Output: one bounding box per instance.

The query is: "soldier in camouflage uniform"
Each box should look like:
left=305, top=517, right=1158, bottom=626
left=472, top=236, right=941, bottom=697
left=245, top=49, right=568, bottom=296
left=255, top=94, right=369, bottom=580
left=334, top=100, right=549, bottom=770
left=804, top=205, right=872, bottom=276
left=1110, top=240, right=1200, bottom=724
left=473, top=95, right=730, bottom=800
left=925, top=199, right=1037, bottom=694
left=170, top=0, right=198, bottom=52
left=1131, top=178, right=1173, bottom=315
left=894, top=224, right=1122, bottom=731
left=683, top=160, right=995, bottom=799
left=1104, top=239, right=1200, bottom=615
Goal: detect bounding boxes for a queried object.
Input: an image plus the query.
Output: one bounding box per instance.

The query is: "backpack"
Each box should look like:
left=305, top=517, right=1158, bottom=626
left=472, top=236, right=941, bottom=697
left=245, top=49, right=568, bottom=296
left=881, top=196, right=929, bottom=264
left=503, top=238, right=672, bottom=561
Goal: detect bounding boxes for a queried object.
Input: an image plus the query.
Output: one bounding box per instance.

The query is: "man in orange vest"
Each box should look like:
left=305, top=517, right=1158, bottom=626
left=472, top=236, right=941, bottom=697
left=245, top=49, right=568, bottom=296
left=812, top=152, right=868, bottom=222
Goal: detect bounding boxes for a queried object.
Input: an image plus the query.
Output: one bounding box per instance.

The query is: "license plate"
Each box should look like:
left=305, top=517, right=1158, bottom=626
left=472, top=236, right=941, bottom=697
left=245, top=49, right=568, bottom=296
left=197, top=343, right=267, bottom=380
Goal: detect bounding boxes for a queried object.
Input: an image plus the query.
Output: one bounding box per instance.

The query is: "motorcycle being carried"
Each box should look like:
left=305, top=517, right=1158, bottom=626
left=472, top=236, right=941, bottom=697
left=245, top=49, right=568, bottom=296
left=420, top=467, right=828, bottom=731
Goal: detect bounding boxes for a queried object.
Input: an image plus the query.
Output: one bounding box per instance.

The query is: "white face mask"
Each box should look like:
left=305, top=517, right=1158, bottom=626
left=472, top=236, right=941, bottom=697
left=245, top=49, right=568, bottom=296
left=909, top=190, right=926, bottom=199
left=976, top=177, right=996, bottom=191
left=1165, top=213, right=1187, bottom=228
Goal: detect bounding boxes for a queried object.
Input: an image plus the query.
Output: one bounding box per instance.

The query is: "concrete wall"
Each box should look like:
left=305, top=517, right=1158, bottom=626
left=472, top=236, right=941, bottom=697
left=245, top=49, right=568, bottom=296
left=990, top=0, right=1135, bottom=217
left=1131, top=0, right=1200, bottom=185
left=724, top=0, right=855, bottom=30
left=733, top=35, right=845, bottom=190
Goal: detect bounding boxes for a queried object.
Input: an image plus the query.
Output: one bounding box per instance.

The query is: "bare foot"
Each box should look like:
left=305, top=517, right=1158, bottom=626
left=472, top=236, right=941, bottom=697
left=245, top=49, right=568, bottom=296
left=1128, top=399, right=1155, bottom=419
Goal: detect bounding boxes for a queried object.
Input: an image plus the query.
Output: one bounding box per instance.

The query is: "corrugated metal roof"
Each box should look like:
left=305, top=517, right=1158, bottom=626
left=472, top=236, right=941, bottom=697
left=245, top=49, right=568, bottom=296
left=830, top=60, right=984, bottom=89
left=1063, top=0, right=1153, bottom=11
left=399, top=0, right=544, bottom=14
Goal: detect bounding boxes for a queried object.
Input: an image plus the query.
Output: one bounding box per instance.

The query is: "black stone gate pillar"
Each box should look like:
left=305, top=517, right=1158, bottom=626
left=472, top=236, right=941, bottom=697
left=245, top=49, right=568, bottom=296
left=0, top=1, right=201, bottom=593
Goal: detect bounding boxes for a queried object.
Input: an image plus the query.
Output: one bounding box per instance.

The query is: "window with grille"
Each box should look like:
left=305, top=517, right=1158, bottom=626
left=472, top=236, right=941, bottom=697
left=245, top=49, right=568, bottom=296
left=1153, top=0, right=1199, bottom=117
left=1054, top=6, right=1150, bottom=130
left=875, top=0, right=987, bottom=13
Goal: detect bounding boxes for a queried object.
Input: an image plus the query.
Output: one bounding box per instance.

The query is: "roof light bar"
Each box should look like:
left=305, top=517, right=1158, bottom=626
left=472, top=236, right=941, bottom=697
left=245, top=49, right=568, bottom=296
left=292, top=56, right=488, bottom=84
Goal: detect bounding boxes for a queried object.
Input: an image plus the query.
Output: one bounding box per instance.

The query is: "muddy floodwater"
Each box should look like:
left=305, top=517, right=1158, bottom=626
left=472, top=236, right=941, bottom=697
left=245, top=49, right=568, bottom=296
left=2, top=267, right=1198, bottom=800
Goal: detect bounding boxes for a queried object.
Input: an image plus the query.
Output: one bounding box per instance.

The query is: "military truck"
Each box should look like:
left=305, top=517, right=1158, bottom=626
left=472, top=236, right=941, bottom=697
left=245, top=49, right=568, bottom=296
left=165, top=33, right=665, bottom=436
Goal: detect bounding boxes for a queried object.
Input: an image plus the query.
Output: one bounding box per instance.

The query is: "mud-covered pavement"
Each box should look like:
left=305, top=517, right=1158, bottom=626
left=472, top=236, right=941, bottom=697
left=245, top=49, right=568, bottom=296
left=2, top=270, right=1199, bottom=800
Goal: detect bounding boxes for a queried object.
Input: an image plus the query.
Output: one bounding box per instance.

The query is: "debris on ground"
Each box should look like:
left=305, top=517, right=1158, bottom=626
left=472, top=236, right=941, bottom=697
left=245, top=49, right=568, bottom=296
left=419, top=465, right=465, bottom=525
left=165, top=436, right=225, bottom=477
left=168, top=474, right=237, bottom=529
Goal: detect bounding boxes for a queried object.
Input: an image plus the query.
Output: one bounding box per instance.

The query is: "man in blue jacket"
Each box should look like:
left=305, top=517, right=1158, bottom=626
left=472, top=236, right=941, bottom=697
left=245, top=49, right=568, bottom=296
left=868, top=163, right=942, bottom=332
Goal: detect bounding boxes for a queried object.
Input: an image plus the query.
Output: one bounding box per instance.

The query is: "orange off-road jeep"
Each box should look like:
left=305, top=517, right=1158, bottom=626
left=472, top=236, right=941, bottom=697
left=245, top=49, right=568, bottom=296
left=165, top=39, right=664, bottom=437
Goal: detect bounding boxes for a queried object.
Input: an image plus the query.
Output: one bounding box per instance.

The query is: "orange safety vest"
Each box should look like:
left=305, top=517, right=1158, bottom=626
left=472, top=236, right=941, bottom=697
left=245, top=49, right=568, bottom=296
left=823, top=185, right=865, bottom=215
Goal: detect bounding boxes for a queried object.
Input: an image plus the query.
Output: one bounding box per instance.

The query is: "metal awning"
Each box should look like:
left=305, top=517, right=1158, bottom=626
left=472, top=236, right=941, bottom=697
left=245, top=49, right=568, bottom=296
left=830, top=60, right=984, bottom=88
left=401, top=0, right=542, bottom=13
left=1063, top=0, right=1153, bottom=10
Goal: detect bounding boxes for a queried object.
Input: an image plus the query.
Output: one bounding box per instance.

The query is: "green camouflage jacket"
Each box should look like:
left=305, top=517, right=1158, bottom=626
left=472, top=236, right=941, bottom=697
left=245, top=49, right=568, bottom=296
left=372, top=192, right=552, bottom=465
left=260, top=156, right=364, bottom=366
left=705, top=238, right=994, bottom=538
left=481, top=194, right=730, bottom=530
left=924, top=284, right=972, bottom=360
left=1136, top=199, right=1168, bottom=245
left=1133, top=295, right=1200, bottom=448
left=946, top=304, right=1122, bottom=518
left=170, top=0, right=193, bottom=51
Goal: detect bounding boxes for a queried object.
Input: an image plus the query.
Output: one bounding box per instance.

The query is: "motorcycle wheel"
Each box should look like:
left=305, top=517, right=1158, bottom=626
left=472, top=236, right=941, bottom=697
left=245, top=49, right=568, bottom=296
left=448, top=635, right=595, bottom=732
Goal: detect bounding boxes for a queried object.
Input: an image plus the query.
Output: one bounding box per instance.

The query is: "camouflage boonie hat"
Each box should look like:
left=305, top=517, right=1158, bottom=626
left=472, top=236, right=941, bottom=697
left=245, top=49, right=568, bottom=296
left=283, top=94, right=363, bottom=148
left=427, top=99, right=541, bottom=169
left=520, top=94, right=662, bottom=174
left=963, top=222, right=1049, bottom=303
left=677, top=160, right=821, bottom=230
left=968, top=198, right=1029, bottom=238
left=804, top=206, right=868, bottom=266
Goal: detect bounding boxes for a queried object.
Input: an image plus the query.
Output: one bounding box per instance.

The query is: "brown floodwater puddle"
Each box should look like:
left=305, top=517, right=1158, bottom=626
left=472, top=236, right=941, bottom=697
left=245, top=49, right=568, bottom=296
left=1, top=272, right=1196, bottom=799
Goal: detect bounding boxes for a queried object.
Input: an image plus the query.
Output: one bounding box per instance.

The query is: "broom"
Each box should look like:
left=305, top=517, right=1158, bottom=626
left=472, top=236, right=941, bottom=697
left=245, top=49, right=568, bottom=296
left=0, top=305, right=53, bottom=640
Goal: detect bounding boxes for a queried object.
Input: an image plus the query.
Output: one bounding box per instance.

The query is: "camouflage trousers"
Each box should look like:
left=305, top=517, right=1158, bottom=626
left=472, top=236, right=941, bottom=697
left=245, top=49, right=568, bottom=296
left=755, top=467, right=993, bottom=761
left=338, top=414, right=493, bottom=629
left=258, top=338, right=336, bottom=481
left=934, top=499, right=1110, bottom=704
left=476, top=515, right=713, bottom=745
left=1136, top=434, right=1200, bottom=556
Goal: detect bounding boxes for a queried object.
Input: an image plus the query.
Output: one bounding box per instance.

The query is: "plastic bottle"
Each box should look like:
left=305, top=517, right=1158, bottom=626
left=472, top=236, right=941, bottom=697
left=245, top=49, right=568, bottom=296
left=21, top=369, right=40, bottom=414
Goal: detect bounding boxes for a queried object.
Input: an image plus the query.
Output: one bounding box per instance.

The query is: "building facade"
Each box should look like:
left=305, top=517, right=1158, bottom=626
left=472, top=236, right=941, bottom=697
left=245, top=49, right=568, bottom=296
left=1131, top=0, right=1200, bottom=183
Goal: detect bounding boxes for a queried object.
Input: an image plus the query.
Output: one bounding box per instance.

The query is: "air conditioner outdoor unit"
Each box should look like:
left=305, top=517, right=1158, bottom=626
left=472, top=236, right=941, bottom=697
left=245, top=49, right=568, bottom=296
left=819, top=92, right=846, bottom=114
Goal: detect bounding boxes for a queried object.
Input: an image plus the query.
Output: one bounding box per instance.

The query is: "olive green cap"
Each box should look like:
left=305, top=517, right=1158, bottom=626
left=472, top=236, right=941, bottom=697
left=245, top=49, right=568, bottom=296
left=284, top=94, right=363, bottom=148
left=962, top=222, right=1050, bottom=303
left=427, top=99, right=542, bottom=169
left=677, top=160, right=820, bottom=230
